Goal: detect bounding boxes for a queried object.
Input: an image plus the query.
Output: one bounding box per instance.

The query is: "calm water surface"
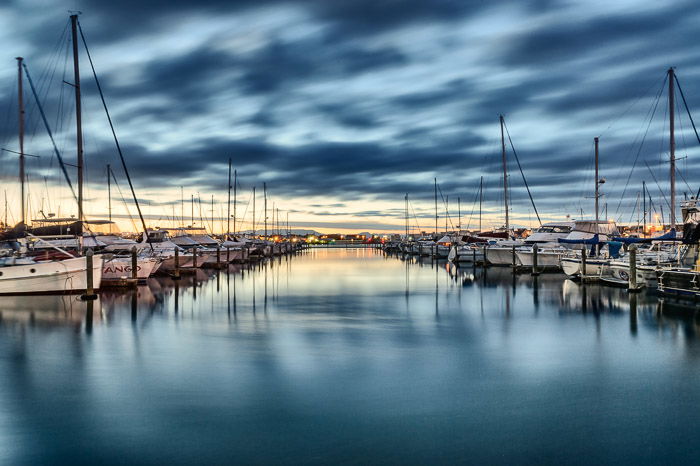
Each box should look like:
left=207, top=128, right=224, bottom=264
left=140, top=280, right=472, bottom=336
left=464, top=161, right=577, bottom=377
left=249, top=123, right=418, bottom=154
left=1, top=248, right=699, bottom=465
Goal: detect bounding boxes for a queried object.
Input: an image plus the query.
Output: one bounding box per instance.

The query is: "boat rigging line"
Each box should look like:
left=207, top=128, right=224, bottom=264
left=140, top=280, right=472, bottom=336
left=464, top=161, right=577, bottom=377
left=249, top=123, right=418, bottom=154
left=78, top=20, right=151, bottom=249
left=501, top=117, right=541, bottom=226
left=22, top=62, right=77, bottom=204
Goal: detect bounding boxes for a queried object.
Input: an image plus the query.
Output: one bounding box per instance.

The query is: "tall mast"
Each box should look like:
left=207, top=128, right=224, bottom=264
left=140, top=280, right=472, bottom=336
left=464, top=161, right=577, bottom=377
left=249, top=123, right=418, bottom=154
left=286, top=211, right=289, bottom=237
left=107, top=164, right=111, bottom=231
left=70, top=14, right=84, bottom=222
left=227, top=158, right=231, bottom=237
left=191, top=194, right=194, bottom=227
left=669, top=67, right=676, bottom=229
left=434, top=178, right=438, bottom=235
left=405, top=193, right=408, bottom=238
left=233, top=170, right=237, bottom=235
left=500, top=115, right=509, bottom=233
left=16, top=57, right=25, bottom=225
left=457, top=197, right=461, bottom=231
left=445, top=195, right=448, bottom=233
left=180, top=186, right=184, bottom=226
left=263, top=182, right=267, bottom=238
left=643, top=180, right=647, bottom=237
left=594, top=137, right=599, bottom=225
left=211, top=194, right=214, bottom=234
left=479, top=176, right=483, bottom=231
left=252, top=186, right=256, bottom=236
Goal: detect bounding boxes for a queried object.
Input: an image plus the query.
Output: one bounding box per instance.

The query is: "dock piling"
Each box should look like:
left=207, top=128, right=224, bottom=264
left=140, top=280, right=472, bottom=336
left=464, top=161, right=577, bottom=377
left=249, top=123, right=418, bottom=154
left=628, top=246, right=640, bottom=292
left=81, top=249, right=98, bottom=300
left=173, top=248, right=181, bottom=280
left=531, top=246, right=540, bottom=276
left=131, top=247, right=138, bottom=281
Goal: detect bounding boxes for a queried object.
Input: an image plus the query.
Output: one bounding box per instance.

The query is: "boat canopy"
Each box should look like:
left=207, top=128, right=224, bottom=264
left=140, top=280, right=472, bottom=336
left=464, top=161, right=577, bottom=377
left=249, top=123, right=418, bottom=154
left=571, top=220, right=619, bottom=236
left=612, top=228, right=679, bottom=244
left=558, top=234, right=600, bottom=245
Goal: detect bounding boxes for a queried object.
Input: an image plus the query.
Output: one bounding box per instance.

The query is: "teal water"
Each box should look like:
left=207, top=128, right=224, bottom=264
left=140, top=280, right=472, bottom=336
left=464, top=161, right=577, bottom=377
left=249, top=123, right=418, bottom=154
left=0, top=248, right=699, bottom=465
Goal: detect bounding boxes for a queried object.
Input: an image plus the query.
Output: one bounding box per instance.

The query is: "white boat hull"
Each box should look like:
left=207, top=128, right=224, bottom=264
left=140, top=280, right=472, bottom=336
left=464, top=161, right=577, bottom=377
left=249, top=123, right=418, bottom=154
left=561, top=257, right=609, bottom=278
left=102, top=257, right=160, bottom=282
left=486, top=247, right=518, bottom=266
left=449, top=246, right=484, bottom=263
left=0, top=256, right=103, bottom=295
left=158, top=254, right=195, bottom=272
left=516, top=250, right=564, bottom=269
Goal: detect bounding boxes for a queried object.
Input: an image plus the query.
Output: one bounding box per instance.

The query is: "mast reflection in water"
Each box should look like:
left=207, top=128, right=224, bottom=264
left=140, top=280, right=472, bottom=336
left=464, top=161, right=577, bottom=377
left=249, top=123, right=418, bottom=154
left=1, top=248, right=699, bottom=465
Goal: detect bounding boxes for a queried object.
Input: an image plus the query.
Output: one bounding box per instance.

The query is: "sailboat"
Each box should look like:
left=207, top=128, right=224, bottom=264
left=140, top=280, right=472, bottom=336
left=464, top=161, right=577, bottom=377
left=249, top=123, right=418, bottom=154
left=485, top=115, right=536, bottom=266
left=0, top=27, right=104, bottom=295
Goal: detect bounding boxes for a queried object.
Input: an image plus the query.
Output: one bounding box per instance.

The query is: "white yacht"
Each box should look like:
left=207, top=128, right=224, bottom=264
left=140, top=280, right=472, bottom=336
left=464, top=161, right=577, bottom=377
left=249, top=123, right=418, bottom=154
left=514, top=221, right=575, bottom=269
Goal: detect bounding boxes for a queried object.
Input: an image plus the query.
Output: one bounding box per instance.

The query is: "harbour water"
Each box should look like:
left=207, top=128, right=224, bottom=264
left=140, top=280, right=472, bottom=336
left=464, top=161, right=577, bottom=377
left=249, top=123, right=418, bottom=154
left=1, top=248, right=699, bottom=464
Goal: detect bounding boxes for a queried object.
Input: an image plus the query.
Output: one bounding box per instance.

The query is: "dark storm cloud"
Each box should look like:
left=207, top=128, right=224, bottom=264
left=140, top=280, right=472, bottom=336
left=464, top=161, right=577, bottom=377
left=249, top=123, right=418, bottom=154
left=502, top=2, right=695, bottom=67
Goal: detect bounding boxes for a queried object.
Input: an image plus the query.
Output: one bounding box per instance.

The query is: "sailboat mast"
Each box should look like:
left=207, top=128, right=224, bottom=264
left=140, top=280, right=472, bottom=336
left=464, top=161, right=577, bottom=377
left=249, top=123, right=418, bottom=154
left=233, top=170, right=237, bottom=235
left=227, top=158, right=231, bottom=237
left=500, top=115, right=509, bottom=233
left=445, top=195, right=448, bottom=233
left=180, top=186, right=184, bottom=226
left=191, top=194, right=194, bottom=226
left=70, top=15, right=84, bottom=222
left=457, top=197, right=461, bottom=231
left=434, top=178, right=438, bottom=235
left=263, top=182, right=267, bottom=238
left=211, top=194, right=214, bottom=234
left=405, top=193, right=408, bottom=238
left=594, top=137, right=599, bottom=225
left=669, top=67, right=676, bottom=229
left=252, top=186, right=256, bottom=236
left=16, top=57, right=25, bottom=225
left=479, top=176, right=483, bottom=231
left=643, top=180, right=647, bottom=237
left=107, top=164, right=111, bottom=227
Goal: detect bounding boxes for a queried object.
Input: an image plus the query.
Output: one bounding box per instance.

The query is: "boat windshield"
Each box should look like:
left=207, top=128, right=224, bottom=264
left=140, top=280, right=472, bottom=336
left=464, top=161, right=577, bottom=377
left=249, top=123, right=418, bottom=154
left=535, top=226, right=571, bottom=233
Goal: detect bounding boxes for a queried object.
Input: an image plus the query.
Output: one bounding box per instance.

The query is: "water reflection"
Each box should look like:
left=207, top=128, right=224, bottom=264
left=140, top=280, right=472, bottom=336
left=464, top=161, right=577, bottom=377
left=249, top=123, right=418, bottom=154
left=1, top=249, right=700, bottom=464
left=0, top=250, right=697, bottom=339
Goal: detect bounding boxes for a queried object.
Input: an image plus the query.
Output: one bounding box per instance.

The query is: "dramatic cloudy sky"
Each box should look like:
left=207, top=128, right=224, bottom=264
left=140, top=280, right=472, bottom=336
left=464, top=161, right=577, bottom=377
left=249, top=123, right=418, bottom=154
left=0, top=0, right=699, bottom=233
